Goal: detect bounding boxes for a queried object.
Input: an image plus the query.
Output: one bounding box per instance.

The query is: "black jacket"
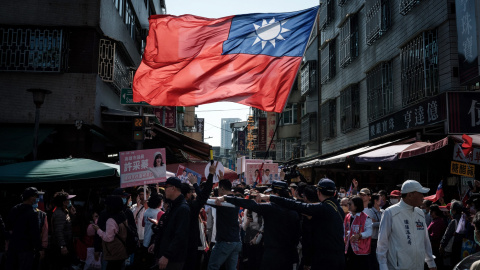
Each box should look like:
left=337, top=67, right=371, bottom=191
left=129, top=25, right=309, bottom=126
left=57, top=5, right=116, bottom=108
left=6, top=203, right=42, bottom=252
left=269, top=196, right=345, bottom=270
left=155, top=194, right=190, bottom=262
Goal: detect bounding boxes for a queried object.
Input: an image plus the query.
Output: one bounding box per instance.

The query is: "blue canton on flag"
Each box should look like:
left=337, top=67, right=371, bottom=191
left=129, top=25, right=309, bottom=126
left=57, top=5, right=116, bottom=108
left=222, top=6, right=319, bottom=57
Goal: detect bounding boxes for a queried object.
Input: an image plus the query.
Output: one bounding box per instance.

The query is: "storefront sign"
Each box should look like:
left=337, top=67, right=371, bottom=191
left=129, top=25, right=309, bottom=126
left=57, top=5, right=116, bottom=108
left=120, top=148, right=167, bottom=188
left=453, top=143, right=480, bottom=165
left=369, top=93, right=446, bottom=139
left=455, top=0, right=479, bottom=85
left=154, top=107, right=176, bottom=128
left=195, top=118, right=204, bottom=140
left=258, top=118, right=267, bottom=151
left=450, top=161, right=475, bottom=177
left=237, top=130, right=246, bottom=152
left=448, top=92, right=480, bottom=133
left=266, top=112, right=277, bottom=150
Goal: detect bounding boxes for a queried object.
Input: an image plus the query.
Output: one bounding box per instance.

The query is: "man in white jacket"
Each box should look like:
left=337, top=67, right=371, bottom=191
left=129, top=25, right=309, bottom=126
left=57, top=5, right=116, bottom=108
left=376, top=180, right=437, bottom=270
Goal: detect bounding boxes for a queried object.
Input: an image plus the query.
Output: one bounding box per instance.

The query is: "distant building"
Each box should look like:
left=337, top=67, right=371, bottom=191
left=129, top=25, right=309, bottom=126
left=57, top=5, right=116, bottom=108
left=221, top=118, right=241, bottom=150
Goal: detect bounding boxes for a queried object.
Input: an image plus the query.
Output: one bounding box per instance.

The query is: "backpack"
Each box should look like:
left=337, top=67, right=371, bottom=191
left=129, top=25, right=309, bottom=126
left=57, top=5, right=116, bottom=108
left=116, top=220, right=138, bottom=255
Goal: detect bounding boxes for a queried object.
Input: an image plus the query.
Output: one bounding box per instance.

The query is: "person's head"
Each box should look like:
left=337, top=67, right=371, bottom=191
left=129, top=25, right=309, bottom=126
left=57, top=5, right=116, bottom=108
left=52, top=191, right=71, bottom=209
left=271, top=181, right=290, bottom=198
left=91, top=210, right=99, bottom=222
left=289, top=183, right=298, bottom=195
left=181, top=182, right=196, bottom=201
left=359, top=188, right=371, bottom=204
left=165, top=177, right=182, bottom=200
left=338, top=187, right=346, bottom=199
left=137, top=186, right=151, bottom=204
left=421, top=199, right=433, bottom=212
left=303, top=185, right=319, bottom=203
left=112, top=188, right=130, bottom=206
left=264, top=169, right=270, bottom=176
left=316, top=178, right=336, bottom=201
left=296, top=182, right=307, bottom=200
left=378, top=190, right=387, bottom=206
left=153, top=152, right=164, bottom=167
left=22, top=187, right=39, bottom=205
left=233, top=186, right=245, bottom=198
left=401, top=180, right=429, bottom=207
left=429, top=204, right=444, bottom=219
left=148, top=193, right=163, bottom=209
left=349, top=196, right=364, bottom=214
left=370, top=193, right=380, bottom=208
left=105, top=195, right=124, bottom=214
left=389, top=190, right=402, bottom=204
left=340, top=197, right=350, bottom=214
left=182, top=171, right=187, bottom=176
left=218, top=179, right=232, bottom=196
left=450, top=200, right=463, bottom=216
left=254, top=169, right=259, bottom=176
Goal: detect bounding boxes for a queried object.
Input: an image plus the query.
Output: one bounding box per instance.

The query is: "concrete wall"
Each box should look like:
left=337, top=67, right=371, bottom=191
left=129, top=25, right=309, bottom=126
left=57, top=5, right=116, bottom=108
left=319, top=0, right=459, bottom=155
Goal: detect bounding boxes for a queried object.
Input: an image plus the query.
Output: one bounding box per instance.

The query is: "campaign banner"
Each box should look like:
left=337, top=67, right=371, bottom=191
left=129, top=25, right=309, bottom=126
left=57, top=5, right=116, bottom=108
left=120, top=148, right=167, bottom=188
left=245, top=163, right=279, bottom=186
left=176, top=164, right=202, bottom=184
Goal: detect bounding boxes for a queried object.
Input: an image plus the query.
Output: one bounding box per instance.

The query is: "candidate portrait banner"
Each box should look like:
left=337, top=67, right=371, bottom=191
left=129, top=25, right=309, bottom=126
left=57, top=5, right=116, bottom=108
left=133, top=6, right=319, bottom=113
left=120, top=148, right=167, bottom=188
left=245, top=163, right=279, bottom=186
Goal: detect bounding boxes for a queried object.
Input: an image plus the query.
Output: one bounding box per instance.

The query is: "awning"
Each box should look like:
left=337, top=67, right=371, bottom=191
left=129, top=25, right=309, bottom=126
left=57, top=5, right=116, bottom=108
left=298, top=140, right=399, bottom=168
left=0, top=126, right=55, bottom=163
left=355, top=137, right=449, bottom=163
left=0, top=158, right=118, bottom=183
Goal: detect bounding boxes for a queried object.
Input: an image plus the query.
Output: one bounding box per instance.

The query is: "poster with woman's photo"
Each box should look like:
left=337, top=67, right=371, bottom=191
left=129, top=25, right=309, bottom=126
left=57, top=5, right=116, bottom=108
left=119, top=148, right=167, bottom=188
left=176, top=164, right=202, bottom=184
left=245, top=163, right=279, bottom=186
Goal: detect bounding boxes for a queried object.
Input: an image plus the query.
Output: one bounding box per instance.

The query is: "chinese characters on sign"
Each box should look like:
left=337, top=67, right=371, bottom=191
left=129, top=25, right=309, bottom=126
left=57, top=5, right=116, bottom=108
left=369, top=93, right=446, bottom=139
left=266, top=112, right=276, bottom=150
left=455, top=0, right=479, bottom=85
left=258, top=117, right=267, bottom=151
left=154, top=107, right=176, bottom=128
left=450, top=161, right=475, bottom=178
left=120, top=148, right=167, bottom=188
left=448, top=92, right=480, bottom=133
left=195, top=118, right=204, bottom=141
left=452, top=143, right=480, bottom=165
left=237, top=130, right=246, bottom=152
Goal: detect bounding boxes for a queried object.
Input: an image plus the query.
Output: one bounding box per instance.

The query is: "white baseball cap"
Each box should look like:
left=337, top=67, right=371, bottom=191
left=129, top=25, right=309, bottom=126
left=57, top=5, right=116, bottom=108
left=401, top=180, right=430, bottom=194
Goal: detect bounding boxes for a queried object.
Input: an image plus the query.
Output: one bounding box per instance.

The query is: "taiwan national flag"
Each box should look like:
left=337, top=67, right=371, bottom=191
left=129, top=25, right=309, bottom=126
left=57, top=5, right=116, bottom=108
left=425, top=180, right=444, bottom=202
left=133, top=7, right=319, bottom=113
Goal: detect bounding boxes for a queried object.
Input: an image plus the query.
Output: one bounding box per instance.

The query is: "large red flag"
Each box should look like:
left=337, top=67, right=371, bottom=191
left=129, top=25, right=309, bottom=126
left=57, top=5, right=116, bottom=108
left=133, top=7, right=319, bottom=113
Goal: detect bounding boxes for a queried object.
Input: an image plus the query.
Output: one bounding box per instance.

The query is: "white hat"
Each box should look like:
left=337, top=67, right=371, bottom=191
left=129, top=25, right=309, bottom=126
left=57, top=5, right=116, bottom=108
left=401, top=180, right=430, bottom=194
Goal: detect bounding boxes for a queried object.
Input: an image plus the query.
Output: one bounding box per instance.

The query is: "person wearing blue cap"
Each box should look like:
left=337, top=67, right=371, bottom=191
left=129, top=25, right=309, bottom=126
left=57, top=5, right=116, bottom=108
left=257, top=178, right=346, bottom=270
left=215, top=180, right=301, bottom=270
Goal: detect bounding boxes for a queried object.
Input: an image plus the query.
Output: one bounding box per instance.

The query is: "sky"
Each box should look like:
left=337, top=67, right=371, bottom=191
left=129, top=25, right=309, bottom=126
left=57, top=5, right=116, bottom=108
left=165, top=0, right=320, bottom=147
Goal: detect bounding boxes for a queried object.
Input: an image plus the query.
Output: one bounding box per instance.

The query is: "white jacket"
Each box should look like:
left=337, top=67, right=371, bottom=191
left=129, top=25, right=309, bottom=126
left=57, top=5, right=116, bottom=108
left=376, top=200, right=436, bottom=270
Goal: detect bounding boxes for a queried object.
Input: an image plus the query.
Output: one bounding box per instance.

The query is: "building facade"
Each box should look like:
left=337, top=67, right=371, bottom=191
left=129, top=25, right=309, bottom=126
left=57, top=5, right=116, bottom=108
left=220, top=118, right=241, bottom=150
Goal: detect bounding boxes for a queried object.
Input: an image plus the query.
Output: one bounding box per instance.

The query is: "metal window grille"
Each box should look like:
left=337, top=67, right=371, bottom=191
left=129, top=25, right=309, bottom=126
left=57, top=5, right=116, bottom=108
left=321, top=39, right=336, bottom=84
left=366, top=0, right=390, bottom=45
left=301, top=112, right=317, bottom=143
left=340, top=84, right=360, bottom=133
left=339, top=14, right=359, bottom=68
left=320, top=0, right=334, bottom=30
left=321, top=99, right=336, bottom=140
left=400, top=0, right=421, bottom=15
left=98, top=39, right=132, bottom=94
left=285, top=139, right=295, bottom=161
left=301, top=61, right=317, bottom=96
left=401, top=29, right=438, bottom=106
left=367, top=61, right=393, bottom=122
left=0, top=27, right=66, bottom=72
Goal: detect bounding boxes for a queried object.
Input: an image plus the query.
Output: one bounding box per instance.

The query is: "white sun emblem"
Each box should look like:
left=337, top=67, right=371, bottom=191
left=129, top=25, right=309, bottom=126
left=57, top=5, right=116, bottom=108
left=249, top=18, right=290, bottom=49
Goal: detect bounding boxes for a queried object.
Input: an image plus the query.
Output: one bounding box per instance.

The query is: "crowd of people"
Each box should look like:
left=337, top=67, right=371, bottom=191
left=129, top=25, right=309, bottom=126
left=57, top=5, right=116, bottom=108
left=1, top=166, right=480, bottom=270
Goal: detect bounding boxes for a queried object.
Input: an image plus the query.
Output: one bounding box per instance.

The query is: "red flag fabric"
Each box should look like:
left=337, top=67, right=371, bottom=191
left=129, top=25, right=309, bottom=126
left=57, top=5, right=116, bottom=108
left=133, top=7, right=319, bottom=113
left=461, top=134, right=473, bottom=157
left=425, top=180, right=444, bottom=202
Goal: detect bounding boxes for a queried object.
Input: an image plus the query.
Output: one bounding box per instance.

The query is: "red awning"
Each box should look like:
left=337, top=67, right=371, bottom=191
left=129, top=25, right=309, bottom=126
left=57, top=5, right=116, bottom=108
left=398, top=137, right=449, bottom=159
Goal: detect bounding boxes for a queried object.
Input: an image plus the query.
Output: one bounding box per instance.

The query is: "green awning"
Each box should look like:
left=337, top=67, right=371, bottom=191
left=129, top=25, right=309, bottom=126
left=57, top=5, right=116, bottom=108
left=0, top=126, right=54, bottom=162
left=0, top=158, right=118, bottom=183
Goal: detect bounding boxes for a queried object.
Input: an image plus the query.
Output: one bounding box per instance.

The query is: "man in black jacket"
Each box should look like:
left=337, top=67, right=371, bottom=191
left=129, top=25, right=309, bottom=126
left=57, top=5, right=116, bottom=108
left=259, top=178, right=346, bottom=270
left=155, top=177, right=190, bottom=270
left=5, top=187, right=43, bottom=270
left=182, top=163, right=215, bottom=270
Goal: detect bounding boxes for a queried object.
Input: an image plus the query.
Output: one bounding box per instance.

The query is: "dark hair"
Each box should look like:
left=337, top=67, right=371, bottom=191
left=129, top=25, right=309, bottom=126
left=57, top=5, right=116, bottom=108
left=430, top=204, right=444, bottom=217
left=351, top=196, right=364, bottom=213
left=423, top=199, right=433, bottom=208
left=378, top=190, right=387, bottom=197
left=137, top=186, right=151, bottom=195
left=370, top=193, right=380, bottom=204
left=273, top=188, right=290, bottom=198
left=450, top=200, right=463, bottom=215
left=473, top=212, right=480, bottom=229
left=52, top=191, right=69, bottom=208
left=296, top=182, right=308, bottom=198
left=303, top=185, right=319, bottom=203
left=233, top=186, right=244, bottom=195
left=219, top=179, right=232, bottom=191
left=105, top=195, right=124, bottom=214
left=153, top=153, right=164, bottom=167
left=213, top=187, right=219, bottom=197
left=148, top=193, right=163, bottom=209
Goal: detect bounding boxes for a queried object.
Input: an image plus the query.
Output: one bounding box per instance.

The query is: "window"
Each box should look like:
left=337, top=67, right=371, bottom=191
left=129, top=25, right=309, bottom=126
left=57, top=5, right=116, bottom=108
left=0, top=27, right=66, bottom=72
left=282, top=104, right=298, bottom=125
left=367, top=61, right=393, bottom=122
left=401, top=29, right=439, bottom=106
left=340, top=84, right=360, bottom=133
left=321, top=39, right=336, bottom=84
left=339, top=13, right=359, bottom=68
left=301, top=112, right=317, bottom=143
left=366, top=0, right=390, bottom=45
left=320, top=0, right=334, bottom=30
left=301, top=61, right=317, bottom=96
left=400, top=0, right=421, bottom=15
left=321, top=99, right=336, bottom=140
